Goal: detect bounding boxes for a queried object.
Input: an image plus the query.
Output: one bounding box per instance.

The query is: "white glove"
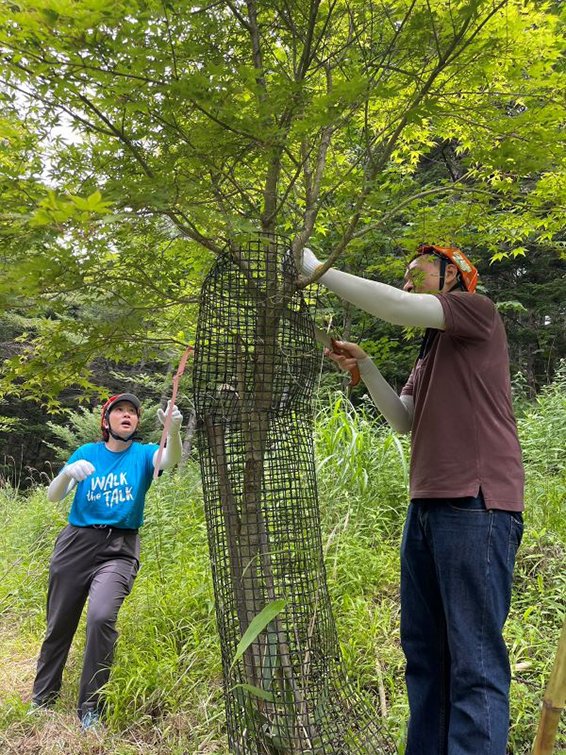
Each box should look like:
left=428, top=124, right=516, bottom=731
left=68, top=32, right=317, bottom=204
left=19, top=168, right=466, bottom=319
left=157, top=401, right=183, bottom=432
left=299, top=247, right=323, bottom=277
left=64, top=460, right=95, bottom=482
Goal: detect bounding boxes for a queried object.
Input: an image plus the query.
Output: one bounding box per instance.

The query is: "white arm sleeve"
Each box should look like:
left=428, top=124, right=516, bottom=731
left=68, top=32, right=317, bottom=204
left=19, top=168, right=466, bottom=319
left=152, top=429, right=183, bottom=471
left=47, top=471, right=76, bottom=502
left=319, top=268, right=445, bottom=329
left=358, top=358, right=413, bottom=434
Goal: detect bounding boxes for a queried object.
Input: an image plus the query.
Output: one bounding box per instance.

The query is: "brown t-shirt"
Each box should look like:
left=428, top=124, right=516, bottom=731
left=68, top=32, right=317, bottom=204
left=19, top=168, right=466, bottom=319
left=401, top=292, right=524, bottom=511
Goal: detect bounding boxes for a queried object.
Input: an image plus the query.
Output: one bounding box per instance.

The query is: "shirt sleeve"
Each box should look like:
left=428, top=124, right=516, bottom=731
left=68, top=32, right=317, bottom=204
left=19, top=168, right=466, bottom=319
left=401, top=368, right=415, bottom=397
left=436, top=292, right=496, bottom=341
left=65, top=446, right=87, bottom=466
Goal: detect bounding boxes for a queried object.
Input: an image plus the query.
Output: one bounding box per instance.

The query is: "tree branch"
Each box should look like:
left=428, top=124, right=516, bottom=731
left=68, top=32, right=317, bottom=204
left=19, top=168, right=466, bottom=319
left=161, top=209, right=224, bottom=255
left=77, top=94, right=154, bottom=177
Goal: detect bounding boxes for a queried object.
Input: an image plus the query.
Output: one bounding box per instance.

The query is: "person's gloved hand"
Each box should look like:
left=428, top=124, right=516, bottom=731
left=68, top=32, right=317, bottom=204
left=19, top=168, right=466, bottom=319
left=64, top=460, right=95, bottom=482
left=327, top=340, right=367, bottom=361
left=298, top=247, right=324, bottom=277
left=324, top=340, right=364, bottom=387
left=157, top=401, right=183, bottom=432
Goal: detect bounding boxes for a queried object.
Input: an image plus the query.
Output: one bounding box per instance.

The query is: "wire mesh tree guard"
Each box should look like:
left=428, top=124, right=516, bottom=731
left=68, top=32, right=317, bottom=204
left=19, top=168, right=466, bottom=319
left=193, top=233, right=395, bottom=754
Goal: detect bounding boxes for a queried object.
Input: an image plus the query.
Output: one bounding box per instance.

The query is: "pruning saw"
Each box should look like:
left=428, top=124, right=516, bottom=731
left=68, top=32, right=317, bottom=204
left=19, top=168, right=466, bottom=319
left=313, top=326, right=361, bottom=388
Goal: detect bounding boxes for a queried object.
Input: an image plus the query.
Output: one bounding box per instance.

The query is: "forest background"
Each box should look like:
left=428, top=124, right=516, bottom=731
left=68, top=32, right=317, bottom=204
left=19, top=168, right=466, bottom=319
left=0, top=0, right=564, bottom=753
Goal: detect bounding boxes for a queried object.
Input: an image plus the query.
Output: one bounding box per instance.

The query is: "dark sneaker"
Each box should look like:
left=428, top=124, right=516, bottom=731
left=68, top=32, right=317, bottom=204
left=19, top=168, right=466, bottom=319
left=80, top=709, right=102, bottom=732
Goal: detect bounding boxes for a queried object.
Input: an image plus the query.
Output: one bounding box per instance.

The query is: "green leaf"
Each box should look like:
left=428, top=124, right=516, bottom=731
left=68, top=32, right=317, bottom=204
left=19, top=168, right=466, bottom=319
left=230, top=599, right=286, bottom=671
left=231, top=683, right=276, bottom=702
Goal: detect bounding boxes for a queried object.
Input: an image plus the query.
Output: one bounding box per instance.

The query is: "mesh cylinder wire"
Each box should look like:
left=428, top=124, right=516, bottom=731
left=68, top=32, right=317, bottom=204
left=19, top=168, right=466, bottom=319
left=193, top=234, right=395, bottom=754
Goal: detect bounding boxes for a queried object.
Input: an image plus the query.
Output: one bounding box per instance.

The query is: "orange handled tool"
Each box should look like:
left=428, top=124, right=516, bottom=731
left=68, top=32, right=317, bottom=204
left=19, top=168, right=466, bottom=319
left=153, top=344, right=194, bottom=480
left=313, top=326, right=361, bottom=388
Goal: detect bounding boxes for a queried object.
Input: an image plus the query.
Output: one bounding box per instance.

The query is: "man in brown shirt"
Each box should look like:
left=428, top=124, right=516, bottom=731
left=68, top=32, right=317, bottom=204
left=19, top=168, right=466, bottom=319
left=300, top=244, right=524, bottom=755
left=402, top=288, right=524, bottom=508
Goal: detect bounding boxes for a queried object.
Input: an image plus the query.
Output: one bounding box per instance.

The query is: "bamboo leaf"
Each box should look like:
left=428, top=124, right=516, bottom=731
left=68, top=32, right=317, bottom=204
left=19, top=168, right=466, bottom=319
left=232, top=683, right=276, bottom=702
left=230, top=599, right=286, bottom=671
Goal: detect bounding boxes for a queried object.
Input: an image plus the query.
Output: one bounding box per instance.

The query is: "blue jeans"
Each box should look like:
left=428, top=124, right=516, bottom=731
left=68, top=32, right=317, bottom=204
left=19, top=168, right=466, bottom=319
left=400, top=493, right=523, bottom=755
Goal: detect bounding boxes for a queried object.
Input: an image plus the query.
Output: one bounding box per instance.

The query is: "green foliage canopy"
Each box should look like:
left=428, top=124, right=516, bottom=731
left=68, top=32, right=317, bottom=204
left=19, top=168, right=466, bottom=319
left=0, top=0, right=564, bottom=401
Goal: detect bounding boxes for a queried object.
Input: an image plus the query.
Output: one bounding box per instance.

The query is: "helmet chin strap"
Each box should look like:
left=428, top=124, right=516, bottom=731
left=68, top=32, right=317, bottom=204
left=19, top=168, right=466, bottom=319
left=438, top=257, right=464, bottom=292
left=438, top=257, right=447, bottom=291
left=107, top=427, right=138, bottom=443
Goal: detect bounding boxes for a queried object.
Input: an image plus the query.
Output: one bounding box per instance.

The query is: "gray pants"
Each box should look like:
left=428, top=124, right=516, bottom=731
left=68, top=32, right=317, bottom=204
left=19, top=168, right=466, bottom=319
left=32, top=524, right=140, bottom=718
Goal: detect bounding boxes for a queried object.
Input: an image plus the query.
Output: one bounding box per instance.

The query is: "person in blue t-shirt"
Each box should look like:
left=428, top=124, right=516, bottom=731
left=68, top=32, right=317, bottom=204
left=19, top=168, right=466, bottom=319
left=31, top=392, right=183, bottom=730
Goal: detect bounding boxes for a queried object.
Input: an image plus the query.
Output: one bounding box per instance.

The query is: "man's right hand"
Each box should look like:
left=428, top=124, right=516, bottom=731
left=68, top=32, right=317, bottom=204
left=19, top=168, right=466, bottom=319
left=64, top=460, right=95, bottom=482
left=325, top=340, right=368, bottom=374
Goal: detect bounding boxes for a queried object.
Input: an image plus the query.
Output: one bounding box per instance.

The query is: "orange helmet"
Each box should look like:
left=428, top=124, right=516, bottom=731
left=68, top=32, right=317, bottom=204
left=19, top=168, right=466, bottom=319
left=100, top=393, right=141, bottom=441
left=415, top=244, right=478, bottom=293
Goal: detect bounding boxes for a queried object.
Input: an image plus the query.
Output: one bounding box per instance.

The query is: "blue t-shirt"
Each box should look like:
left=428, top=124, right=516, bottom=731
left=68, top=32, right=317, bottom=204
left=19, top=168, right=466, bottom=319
left=66, top=441, right=159, bottom=529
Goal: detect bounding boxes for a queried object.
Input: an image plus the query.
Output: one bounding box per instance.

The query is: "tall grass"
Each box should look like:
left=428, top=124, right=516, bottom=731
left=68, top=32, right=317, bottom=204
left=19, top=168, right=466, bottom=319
left=0, top=374, right=564, bottom=753
left=103, top=466, right=223, bottom=741
left=506, top=368, right=566, bottom=750
left=314, top=392, right=409, bottom=538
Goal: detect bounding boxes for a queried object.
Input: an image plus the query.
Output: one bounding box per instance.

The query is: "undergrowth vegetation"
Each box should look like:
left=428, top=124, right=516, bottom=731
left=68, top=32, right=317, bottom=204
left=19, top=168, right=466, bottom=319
left=0, top=372, right=564, bottom=754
